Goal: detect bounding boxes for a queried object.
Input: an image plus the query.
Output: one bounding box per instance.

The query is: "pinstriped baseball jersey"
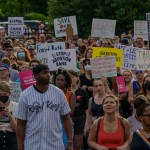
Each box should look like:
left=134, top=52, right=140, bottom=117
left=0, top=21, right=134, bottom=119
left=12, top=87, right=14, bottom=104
left=15, top=84, right=71, bottom=150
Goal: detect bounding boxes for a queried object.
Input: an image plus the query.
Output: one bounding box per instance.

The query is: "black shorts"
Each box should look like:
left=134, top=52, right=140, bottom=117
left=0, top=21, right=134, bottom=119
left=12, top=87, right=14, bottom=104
left=72, top=115, right=86, bottom=135
left=0, top=131, right=18, bottom=150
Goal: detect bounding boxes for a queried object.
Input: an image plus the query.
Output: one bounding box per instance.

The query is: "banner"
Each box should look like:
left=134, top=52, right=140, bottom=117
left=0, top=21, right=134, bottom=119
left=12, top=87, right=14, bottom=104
left=48, top=49, right=77, bottom=71
left=115, top=44, right=138, bottom=70
left=36, top=42, right=65, bottom=65
left=134, top=21, right=148, bottom=41
left=19, top=70, right=36, bottom=90
left=10, top=82, right=22, bottom=102
left=92, top=47, right=123, bottom=68
left=116, top=76, right=126, bottom=93
left=136, top=50, right=150, bottom=70
left=91, top=19, right=116, bottom=38
left=8, top=17, right=24, bottom=37
left=54, top=16, right=78, bottom=37
left=91, top=56, right=117, bottom=78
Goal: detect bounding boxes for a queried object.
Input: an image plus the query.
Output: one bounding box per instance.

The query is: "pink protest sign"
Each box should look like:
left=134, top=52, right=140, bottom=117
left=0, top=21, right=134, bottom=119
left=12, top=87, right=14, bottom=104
left=19, top=70, right=36, bottom=90
left=116, top=76, right=126, bottom=93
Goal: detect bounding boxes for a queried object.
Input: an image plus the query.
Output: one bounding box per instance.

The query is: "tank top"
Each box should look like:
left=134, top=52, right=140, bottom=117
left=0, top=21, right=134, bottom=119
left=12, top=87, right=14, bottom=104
left=65, top=91, right=71, bottom=105
left=91, top=97, right=103, bottom=117
left=97, top=117, right=124, bottom=149
left=130, top=130, right=150, bottom=150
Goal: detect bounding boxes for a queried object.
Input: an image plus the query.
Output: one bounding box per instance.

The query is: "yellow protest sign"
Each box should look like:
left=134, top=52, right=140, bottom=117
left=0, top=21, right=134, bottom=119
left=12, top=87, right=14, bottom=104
left=92, top=47, right=123, bottom=68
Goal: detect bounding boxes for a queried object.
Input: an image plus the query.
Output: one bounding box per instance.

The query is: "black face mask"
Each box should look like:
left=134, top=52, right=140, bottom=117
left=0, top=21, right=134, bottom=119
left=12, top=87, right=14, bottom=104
left=0, top=96, right=9, bottom=103
left=144, top=81, right=150, bottom=90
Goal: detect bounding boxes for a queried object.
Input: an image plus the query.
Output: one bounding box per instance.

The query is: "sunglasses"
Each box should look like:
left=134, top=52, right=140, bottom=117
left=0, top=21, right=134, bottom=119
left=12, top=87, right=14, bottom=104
left=135, top=70, right=143, bottom=74
left=6, top=48, right=13, bottom=51
left=141, top=114, right=150, bottom=118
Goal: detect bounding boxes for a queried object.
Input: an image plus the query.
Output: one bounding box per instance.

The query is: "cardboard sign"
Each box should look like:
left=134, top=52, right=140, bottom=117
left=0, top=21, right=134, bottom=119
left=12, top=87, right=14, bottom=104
left=136, top=50, right=150, bottom=70
left=10, top=82, right=22, bottom=102
left=8, top=17, right=24, bottom=25
left=134, top=21, right=148, bottom=41
left=91, top=56, right=117, bottom=78
left=116, top=76, right=126, bottom=93
left=146, top=13, right=150, bottom=49
left=48, top=49, right=77, bottom=71
left=92, top=47, right=123, bottom=68
left=19, top=70, right=36, bottom=90
left=91, top=19, right=116, bottom=38
left=54, top=16, right=78, bottom=37
left=36, top=42, right=65, bottom=65
left=115, top=44, right=138, bottom=70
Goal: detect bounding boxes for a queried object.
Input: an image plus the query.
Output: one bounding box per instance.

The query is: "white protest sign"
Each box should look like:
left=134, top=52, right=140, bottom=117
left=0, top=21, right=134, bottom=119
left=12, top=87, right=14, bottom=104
left=8, top=17, right=24, bottom=25
left=36, top=42, right=65, bottom=65
left=91, top=56, right=117, bottom=78
left=8, top=25, right=24, bottom=37
left=91, top=19, right=116, bottom=38
left=8, top=17, right=24, bottom=37
left=54, top=16, right=78, bottom=37
left=48, top=49, right=77, bottom=71
left=134, top=21, right=148, bottom=41
left=115, top=44, right=138, bottom=70
left=136, top=50, right=150, bottom=70
left=10, top=82, right=22, bottom=102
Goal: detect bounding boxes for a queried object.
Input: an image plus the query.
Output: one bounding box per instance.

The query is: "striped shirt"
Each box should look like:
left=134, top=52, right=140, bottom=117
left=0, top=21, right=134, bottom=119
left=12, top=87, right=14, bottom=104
left=15, top=84, right=71, bottom=150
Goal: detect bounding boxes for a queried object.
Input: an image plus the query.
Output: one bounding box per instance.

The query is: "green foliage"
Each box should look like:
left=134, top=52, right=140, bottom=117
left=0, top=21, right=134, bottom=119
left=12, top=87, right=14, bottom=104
left=48, top=0, right=150, bottom=38
left=25, top=13, right=47, bottom=22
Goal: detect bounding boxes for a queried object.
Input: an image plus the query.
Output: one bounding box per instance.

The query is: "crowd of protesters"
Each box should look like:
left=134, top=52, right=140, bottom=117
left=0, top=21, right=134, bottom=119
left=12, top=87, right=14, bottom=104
left=0, top=24, right=150, bottom=150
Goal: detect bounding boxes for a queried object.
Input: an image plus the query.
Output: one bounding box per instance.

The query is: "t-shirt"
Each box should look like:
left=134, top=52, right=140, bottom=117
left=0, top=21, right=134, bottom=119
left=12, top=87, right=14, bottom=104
left=0, top=101, right=18, bottom=132
left=73, top=87, right=89, bottom=117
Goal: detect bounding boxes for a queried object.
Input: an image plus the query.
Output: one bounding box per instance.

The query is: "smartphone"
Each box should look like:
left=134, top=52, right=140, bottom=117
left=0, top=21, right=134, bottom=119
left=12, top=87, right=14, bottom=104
left=0, top=107, right=5, bottom=112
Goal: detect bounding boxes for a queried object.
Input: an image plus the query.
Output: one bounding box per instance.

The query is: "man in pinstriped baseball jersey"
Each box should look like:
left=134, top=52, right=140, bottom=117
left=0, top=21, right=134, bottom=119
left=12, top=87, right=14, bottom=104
left=15, top=64, right=73, bottom=150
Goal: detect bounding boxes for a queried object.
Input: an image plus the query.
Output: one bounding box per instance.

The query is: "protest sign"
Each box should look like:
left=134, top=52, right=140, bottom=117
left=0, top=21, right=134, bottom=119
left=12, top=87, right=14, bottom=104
left=134, top=21, right=148, bottom=41
left=115, top=44, right=138, bottom=70
left=36, top=42, right=65, bottom=65
left=48, top=49, right=77, bottom=71
left=8, top=17, right=24, bottom=37
left=90, top=56, right=117, bottom=78
left=116, top=76, right=126, bottom=93
left=10, top=82, right=22, bottom=102
left=54, top=16, right=78, bottom=37
left=136, top=50, right=150, bottom=70
left=91, top=19, right=116, bottom=38
left=19, top=70, right=36, bottom=90
left=92, top=47, right=123, bottom=68
left=146, top=13, right=150, bottom=49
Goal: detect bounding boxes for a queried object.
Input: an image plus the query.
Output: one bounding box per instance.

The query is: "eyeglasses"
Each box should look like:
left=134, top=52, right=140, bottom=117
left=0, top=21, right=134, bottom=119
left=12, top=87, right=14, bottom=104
left=0, top=69, right=8, bottom=73
left=135, top=70, right=143, bottom=74
left=10, top=58, right=16, bottom=60
left=6, top=48, right=13, bottom=51
left=141, top=114, right=150, bottom=118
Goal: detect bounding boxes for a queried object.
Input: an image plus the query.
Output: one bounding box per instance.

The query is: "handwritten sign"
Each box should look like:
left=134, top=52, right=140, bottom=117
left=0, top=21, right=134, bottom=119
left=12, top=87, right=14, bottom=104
left=146, top=13, right=150, bottom=49
left=136, top=50, right=150, bottom=70
left=134, top=21, right=148, bottom=41
left=91, top=56, right=117, bottom=78
left=116, top=76, right=126, bottom=93
left=115, top=44, right=138, bottom=70
left=36, top=42, right=65, bottom=65
left=19, top=70, right=36, bottom=90
left=91, top=19, right=116, bottom=38
left=10, top=82, right=22, bottom=102
left=8, top=17, right=24, bottom=37
left=48, top=49, right=77, bottom=71
left=54, top=16, right=78, bottom=37
left=92, top=47, right=123, bottom=68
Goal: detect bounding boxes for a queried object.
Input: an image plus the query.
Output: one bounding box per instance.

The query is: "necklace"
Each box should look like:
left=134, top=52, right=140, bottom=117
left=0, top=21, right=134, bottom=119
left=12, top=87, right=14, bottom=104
left=142, top=128, right=150, bottom=138
left=72, top=86, right=78, bottom=92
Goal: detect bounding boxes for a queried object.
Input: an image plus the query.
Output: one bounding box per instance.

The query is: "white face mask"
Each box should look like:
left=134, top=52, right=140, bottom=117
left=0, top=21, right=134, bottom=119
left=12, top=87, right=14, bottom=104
left=84, top=64, right=91, bottom=71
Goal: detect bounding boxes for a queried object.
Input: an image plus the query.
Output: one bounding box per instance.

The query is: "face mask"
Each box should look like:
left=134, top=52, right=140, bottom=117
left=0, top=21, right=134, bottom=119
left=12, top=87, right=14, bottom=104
left=18, top=52, right=25, bottom=58
left=84, top=64, right=91, bottom=71
left=0, top=96, right=9, bottom=103
left=144, top=81, right=150, bottom=90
